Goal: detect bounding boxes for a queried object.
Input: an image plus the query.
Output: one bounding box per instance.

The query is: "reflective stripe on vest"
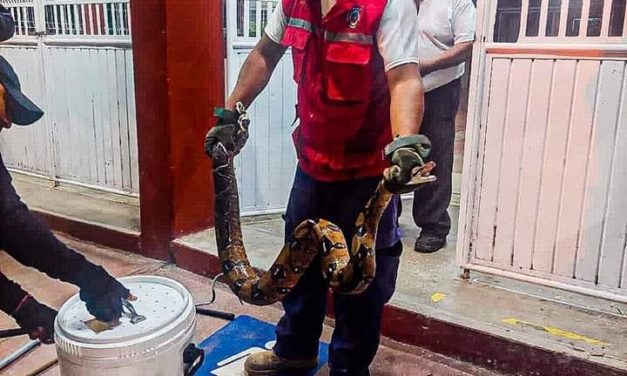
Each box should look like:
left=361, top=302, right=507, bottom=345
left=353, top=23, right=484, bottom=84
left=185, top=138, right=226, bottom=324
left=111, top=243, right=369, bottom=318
left=288, top=18, right=314, bottom=32
left=287, top=18, right=374, bottom=45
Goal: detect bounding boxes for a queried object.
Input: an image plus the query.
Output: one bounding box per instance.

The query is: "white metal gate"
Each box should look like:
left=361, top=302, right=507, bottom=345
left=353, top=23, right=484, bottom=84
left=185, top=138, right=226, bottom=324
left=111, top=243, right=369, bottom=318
left=458, top=0, right=627, bottom=302
left=0, top=0, right=138, bottom=195
left=226, top=0, right=298, bottom=215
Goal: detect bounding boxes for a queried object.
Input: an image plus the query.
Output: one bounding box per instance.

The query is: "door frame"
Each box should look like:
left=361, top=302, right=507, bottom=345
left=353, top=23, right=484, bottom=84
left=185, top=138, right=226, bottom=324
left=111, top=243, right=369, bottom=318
left=456, top=0, right=627, bottom=303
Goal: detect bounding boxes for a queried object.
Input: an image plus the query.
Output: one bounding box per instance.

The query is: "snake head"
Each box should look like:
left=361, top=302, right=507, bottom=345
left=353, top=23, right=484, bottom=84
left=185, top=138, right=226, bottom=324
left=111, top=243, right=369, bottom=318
left=383, top=161, right=437, bottom=194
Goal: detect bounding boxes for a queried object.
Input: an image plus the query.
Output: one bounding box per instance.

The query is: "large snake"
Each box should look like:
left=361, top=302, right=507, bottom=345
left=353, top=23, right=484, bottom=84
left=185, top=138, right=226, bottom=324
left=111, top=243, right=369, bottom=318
left=206, top=104, right=435, bottom=305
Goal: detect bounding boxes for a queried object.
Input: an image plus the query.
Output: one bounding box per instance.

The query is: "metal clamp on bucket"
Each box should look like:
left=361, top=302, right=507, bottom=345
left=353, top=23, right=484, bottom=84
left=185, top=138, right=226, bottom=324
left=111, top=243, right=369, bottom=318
left=122, top=300, right=146, bottom=324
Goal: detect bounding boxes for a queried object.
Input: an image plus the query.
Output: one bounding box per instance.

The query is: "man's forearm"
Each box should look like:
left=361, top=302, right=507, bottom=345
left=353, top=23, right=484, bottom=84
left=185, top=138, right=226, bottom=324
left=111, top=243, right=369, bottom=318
left=421, top=41, right=473, bottom=76
left=388, top=63, right=425, bottom=137
left=225, top=34, right=287, bottom=110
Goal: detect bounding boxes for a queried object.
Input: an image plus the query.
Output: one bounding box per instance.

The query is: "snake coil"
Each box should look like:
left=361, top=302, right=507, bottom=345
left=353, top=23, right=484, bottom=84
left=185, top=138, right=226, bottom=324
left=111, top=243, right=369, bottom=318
left=206, top=104, right=432, bottom=305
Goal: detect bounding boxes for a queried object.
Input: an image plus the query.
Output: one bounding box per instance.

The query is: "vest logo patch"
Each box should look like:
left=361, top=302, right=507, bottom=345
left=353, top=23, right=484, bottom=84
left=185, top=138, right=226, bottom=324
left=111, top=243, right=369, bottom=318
left=347, top=6, right=363, bottom=29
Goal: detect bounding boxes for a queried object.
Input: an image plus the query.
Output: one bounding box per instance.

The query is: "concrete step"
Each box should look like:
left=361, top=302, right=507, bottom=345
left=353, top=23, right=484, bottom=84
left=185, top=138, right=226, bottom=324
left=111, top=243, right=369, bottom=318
left=11, top=172, right=140, bottom=233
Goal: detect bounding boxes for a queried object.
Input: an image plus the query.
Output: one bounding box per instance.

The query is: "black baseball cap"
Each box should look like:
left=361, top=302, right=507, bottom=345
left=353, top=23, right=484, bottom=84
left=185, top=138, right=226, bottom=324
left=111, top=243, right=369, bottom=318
left=0, top=56, right=44, bottom=125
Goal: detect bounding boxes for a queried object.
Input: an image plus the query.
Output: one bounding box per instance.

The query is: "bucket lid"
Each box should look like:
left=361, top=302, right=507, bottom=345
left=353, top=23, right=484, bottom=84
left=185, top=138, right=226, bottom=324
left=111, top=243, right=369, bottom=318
left=55, top=276, right=195, bottom=357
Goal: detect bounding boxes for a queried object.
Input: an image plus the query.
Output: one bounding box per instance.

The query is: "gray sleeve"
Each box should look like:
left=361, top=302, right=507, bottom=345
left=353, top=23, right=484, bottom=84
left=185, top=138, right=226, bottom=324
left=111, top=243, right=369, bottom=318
left=376, top=0, right=421, bottom=72
left=0, top=6, right=15, bottom=42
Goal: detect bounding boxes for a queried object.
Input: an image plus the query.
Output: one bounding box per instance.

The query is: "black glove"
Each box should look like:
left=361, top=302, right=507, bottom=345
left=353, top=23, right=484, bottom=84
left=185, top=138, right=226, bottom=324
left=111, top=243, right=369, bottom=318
left=383, top=134, right=434, bottom=194
left=204, top=103, right=250, bottom=158
left=12, top=296, right=57, bottom=344
left=77, top=266, right=131, bottom=323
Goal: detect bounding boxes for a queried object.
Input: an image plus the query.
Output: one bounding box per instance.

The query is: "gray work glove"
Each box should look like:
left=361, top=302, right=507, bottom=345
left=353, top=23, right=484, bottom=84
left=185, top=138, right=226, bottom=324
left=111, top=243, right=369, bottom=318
left=204, top=102, right=250, bottom=158
left=383, top=134, right=435, bottom=194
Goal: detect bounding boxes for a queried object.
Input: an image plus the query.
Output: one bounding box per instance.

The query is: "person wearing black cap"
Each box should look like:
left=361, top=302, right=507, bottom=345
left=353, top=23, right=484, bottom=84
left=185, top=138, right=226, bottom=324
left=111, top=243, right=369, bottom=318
left=0, top=9, right=132, bottom=344
left=0, top=5, right=14, bottom=42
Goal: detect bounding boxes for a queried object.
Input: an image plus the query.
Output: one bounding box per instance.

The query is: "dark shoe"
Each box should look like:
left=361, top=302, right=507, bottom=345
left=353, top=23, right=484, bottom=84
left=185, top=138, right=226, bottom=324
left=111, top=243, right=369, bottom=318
left=244, top=350, right=318, bottom=375
left=414, top=233, right=446, bottom=253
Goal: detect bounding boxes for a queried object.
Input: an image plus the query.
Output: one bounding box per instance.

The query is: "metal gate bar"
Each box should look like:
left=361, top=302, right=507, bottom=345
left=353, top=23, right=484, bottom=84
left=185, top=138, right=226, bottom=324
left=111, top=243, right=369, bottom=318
left=0, top=0, right=138, bottom=195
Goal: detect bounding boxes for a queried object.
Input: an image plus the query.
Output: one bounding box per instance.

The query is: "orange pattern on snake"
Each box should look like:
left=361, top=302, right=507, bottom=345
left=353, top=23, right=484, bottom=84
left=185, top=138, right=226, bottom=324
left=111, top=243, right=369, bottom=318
left=208, top=132, right=399, bottom=305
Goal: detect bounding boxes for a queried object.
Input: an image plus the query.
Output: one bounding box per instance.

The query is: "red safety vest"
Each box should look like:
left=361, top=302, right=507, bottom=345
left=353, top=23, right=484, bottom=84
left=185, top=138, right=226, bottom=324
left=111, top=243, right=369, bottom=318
left=281, top=0, right=392, bottom=181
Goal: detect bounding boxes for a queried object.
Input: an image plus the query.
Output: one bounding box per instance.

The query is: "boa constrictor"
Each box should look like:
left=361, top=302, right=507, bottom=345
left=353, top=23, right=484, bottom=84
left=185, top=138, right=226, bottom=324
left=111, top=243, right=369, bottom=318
left=206, top=105, right=435, bottom=306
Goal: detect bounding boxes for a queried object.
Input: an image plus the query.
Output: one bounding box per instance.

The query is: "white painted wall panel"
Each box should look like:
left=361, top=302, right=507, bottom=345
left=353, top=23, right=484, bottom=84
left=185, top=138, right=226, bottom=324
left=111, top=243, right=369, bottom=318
left=532, top=59, right=577, bottom=274
left=493, top=59, right=531, bottom=267
left=0, top=46, right=50, bottom=175
left=513, top=59, right=553, bottom=271
left=0, top=45, right=139, bottom=194
left=0, top=0, right=137, bottom=195
left=227, top=0, right=298, bottom=215
left=466, top=57, right=627, bottom=299
left=597, top=71, right=627, bottom=288
left=576, top=61, right=625, bottom=283
left=554, top=61, right=599, bottom=278
left=474, top=59, right=511, bottom=261
left=44, top=46, right=138, bottom=193
left=459, top=0, right=627, bottom=303
left=230, top=49, right=298, bottom=214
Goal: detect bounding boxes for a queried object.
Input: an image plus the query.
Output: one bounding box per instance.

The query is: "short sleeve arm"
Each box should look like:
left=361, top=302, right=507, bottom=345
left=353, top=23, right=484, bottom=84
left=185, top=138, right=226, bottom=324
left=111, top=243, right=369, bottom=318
left=264, top=2, right=287, bottom=44
left=376, top=0, right=420, bottom=72
left=453, top=0, right=476, bottom=44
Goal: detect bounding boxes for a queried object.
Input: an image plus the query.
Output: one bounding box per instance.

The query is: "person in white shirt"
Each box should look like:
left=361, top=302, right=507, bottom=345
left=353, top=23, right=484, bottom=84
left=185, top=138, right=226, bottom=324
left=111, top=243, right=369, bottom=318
left=412, top=0, right=476, bottom=253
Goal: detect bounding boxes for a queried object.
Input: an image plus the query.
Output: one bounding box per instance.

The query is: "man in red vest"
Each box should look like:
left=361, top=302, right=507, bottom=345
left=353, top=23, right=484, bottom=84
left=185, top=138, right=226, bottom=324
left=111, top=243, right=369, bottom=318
left=208, top=0, right=428, bottom=374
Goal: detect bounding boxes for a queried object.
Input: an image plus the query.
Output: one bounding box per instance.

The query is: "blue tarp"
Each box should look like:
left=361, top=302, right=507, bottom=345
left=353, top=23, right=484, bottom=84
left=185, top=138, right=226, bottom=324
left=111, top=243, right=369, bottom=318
left=195, top=315, right=329, bottom=375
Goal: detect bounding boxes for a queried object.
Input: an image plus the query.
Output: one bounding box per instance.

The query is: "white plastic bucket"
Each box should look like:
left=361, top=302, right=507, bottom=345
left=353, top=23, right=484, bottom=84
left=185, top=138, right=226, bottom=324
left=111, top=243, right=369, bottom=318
left=55, top=275, right=204, bottom=376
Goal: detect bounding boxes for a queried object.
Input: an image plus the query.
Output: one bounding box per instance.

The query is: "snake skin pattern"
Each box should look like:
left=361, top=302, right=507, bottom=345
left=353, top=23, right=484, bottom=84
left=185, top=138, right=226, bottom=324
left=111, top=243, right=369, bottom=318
left=206, top=108, right=432, bottom=305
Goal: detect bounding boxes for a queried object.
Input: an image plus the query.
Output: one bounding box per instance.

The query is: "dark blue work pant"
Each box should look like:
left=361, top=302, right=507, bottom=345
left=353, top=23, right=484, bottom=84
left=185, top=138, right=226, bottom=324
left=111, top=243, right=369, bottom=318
left=412, top=79, right=461, bottom=238
left=274, top=168, right=402, bottom=375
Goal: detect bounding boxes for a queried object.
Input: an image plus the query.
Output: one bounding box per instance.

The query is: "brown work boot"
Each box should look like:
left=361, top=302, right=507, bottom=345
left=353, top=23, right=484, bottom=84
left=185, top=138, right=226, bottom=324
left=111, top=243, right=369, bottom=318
left=244, top=350, right=318, bottom=375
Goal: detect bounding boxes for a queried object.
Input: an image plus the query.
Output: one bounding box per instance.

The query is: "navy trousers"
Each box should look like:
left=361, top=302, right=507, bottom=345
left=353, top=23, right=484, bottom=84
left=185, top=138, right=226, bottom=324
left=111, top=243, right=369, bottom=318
left=274, top=168, right=402, bottom=375
left=412, top=79, right=461, bottom=238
